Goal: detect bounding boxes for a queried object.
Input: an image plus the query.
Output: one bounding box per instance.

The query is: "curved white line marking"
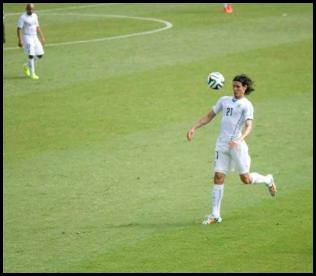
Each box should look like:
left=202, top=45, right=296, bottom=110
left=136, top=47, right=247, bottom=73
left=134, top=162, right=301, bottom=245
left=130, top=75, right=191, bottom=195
left=5, top=3, right=123, bottom=16
left=3, top=13, right=173, bottom=51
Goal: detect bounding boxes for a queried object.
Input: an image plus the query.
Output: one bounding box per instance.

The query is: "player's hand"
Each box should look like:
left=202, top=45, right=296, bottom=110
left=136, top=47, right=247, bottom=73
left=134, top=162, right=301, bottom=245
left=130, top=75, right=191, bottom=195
left=18, top=41, right=23, bottom=48
left=187, top=128, right=195, bottom=141
left=228, top=139, right=242, bottom=149
left=41, top=38, right=46, bottom=45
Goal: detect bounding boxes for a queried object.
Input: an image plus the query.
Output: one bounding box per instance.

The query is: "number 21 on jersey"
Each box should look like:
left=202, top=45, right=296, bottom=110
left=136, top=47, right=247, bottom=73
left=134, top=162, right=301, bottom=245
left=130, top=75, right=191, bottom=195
left=226, top=107, right=233, bottom=116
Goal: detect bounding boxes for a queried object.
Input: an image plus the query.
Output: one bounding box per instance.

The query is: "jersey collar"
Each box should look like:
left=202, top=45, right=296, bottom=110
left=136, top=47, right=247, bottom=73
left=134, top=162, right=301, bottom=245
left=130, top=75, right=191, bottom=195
left=232, top=96, right=245, bottom=102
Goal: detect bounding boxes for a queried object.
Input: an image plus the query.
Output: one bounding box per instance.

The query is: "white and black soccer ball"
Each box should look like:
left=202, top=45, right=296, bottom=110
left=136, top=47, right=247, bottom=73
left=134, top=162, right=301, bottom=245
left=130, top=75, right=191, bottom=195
left=207, top=72, right=225, bottom=90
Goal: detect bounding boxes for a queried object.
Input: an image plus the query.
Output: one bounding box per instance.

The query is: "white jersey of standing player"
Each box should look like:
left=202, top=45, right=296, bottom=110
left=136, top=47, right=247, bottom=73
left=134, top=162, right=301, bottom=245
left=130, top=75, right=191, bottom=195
left=17, top=12, right=40, bottom=35
left=212, top=96, right=254, bottom=151
left=17, top=12, right=44, bottom=56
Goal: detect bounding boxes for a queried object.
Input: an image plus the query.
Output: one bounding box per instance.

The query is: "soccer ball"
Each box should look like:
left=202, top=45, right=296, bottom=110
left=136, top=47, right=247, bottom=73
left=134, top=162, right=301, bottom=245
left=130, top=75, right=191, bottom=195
left=207, top=72, right=225, bottom=90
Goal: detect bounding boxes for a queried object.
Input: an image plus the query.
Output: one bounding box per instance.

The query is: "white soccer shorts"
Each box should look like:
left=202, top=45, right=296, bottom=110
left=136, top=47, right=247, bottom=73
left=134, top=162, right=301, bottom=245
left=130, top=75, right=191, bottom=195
left=23, top=35, right=44, bottom=56
left=213, top=140, right=251, bottom=175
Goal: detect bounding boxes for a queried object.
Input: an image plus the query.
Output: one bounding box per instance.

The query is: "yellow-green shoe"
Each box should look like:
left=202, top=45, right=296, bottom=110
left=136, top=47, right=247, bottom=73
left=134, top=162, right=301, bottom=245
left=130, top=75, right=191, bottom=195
left=30, top=73, right=39, bottom=80
left=23, top=64, right=30, bottom=77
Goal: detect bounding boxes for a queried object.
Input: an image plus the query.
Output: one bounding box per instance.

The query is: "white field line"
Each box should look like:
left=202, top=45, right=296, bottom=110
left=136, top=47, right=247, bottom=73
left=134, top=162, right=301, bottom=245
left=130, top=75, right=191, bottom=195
left=3, top=13, right=173, bottom=51
left=5, top=3, right=123, bottom=16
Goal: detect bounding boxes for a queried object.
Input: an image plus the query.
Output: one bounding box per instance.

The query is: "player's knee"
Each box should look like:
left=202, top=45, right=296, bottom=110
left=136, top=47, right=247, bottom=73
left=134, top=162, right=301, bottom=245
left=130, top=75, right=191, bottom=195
left=37, top=55, right=43, bottom=59
left=28, top=55, right=34, bottom=59
left=240, top=174, right=251, bottom=184
left=214, top=172, right=225, bottom=184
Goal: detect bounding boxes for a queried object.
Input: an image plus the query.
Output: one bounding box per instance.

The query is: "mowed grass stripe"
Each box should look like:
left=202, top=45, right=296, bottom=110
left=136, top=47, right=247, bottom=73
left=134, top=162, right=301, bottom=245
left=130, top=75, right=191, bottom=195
left=61, top=186, right=313, bottom=273
left=4, top=39, right=312, bottom=161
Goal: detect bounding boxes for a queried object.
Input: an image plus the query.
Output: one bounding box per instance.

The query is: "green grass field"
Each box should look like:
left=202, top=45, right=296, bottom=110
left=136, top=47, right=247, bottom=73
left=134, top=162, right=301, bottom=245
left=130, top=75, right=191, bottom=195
left=3, top=3, right=313, bottom=272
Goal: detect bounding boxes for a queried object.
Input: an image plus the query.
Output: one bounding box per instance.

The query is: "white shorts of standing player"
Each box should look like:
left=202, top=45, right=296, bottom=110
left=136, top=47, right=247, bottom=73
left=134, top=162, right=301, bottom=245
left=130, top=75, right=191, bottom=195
left=22, top=34, right=44, bottom=79
left=23, top=34, right=44, bottom=56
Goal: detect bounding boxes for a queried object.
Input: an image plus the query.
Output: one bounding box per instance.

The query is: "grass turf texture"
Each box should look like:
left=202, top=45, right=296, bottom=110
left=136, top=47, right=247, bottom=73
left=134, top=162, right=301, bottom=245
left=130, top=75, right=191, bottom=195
left=3, top=3, right=312, bottom=272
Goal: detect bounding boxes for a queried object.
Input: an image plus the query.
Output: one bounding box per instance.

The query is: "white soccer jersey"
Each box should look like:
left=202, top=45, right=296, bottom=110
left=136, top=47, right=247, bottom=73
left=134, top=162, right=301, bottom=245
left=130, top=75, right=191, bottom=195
left=17, top=12, right=39, bottom=36
left=212, top=96, right=254, bottom=144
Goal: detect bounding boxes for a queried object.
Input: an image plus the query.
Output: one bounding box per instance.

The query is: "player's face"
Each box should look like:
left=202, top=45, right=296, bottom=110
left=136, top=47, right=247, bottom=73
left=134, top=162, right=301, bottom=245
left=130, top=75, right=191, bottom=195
left=233, top=81, right=247, bottom=99
left=26, top=5, right=34, bottom=15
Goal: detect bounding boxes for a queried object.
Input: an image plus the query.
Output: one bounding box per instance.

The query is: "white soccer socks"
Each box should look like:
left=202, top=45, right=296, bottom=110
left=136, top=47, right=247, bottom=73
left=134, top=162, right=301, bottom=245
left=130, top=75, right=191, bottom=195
left=212, top=184, right=224, bottom=219
left=28, top=58, right=35, bottom=76
left=250, top=172, right=273, bottom=187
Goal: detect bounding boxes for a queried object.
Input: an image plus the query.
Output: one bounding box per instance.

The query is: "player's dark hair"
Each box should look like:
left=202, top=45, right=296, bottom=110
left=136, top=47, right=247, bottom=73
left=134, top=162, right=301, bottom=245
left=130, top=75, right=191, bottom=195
left=233, top=74, right=255, bottom=95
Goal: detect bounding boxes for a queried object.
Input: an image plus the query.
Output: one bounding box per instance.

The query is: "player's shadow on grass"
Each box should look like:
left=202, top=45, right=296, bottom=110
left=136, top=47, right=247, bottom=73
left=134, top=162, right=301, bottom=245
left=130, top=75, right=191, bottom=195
left=3, top=75, right=27, bottom=80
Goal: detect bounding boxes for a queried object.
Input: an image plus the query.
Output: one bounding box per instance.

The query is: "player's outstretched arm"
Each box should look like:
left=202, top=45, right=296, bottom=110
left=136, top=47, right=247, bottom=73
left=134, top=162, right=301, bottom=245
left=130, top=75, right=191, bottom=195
left=187, top=110, right=216, bottom=141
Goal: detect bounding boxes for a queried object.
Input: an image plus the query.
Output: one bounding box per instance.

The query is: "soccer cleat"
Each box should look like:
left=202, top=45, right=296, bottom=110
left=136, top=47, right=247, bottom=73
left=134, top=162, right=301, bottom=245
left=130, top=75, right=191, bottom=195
left=202, top=215, right=222, bottom=224
left=30, top=73, right=39, bottom=80
left=23, top=64, right=30, bottom=77
left=267, top=174, right=277, bottom=196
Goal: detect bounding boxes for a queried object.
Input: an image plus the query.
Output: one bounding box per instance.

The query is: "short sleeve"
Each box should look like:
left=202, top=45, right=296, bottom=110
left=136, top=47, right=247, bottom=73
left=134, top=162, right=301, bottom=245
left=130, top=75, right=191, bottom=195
left=244, top=101, right=254, bottom=120
left=17, top=15, right=24, bottom=29
left=212, top=96, right=226, bottom=114
left=34, top=14, right=39, bottom=26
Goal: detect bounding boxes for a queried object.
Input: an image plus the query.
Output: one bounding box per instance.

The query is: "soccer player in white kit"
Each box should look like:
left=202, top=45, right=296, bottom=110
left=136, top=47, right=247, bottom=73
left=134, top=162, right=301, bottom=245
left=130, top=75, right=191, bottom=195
left=187, top=74, right=277, bottom=224
left=17, top=3, right=46, bottom=80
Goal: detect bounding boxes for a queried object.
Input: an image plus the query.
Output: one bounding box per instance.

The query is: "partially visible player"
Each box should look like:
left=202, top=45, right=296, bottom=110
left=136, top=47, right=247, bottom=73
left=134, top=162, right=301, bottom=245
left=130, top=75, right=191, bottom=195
left=223, top=3, right=233, bottom=14
left=3, top=9, right=5, bottom=43
left=187, top=74, right=277, bottom=224
left=17, top=3, right=46, bottom=80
